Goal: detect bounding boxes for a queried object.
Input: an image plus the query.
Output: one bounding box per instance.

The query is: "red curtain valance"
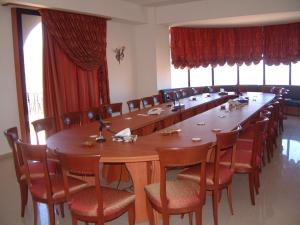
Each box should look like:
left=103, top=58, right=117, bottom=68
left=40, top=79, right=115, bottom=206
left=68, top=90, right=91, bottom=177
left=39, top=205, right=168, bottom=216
left=171, top=26, right=263, bottom=68
left=264, top=22, right=300, bottom=65
left=171, top=22, right=300, bottom=68
left=39, top=9, right=107, bottom=71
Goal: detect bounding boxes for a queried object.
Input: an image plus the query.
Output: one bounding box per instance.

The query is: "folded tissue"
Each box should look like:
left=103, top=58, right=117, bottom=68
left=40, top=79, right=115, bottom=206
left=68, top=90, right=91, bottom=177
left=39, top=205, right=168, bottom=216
left=112, top=128, right=138, bottom=142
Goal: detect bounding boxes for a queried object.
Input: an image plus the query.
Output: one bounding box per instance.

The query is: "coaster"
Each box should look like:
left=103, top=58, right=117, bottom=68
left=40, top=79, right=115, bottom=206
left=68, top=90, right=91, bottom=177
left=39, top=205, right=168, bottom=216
left=89, top=135, right=98, bottom=138
left=192, top=137, right=202, bottom=142
left=197, top=122, right=206, bottom=126
left=125, top=117, right=132, bottom=120
left=218, top=115, right=226, bottom=118
left=81, top=141, right=94, bottom=147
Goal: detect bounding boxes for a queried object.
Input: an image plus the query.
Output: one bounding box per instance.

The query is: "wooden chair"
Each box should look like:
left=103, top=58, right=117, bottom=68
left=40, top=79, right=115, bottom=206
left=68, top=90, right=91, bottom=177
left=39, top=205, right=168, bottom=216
left=3, top=127, right=57, bottom=217
left=17, top=140, right=88, bottom=225
left=87, top=107, right=101, bottom=122
left=178, top=128, right=240, bottom=225
left=56, top=152, right=135, bottom=225
left=220, top=117, right=269, bottom=205
left=145, top=142, right=212, bottom=225
left=62, top=111, right=82, bottom=129
left=153, top=94, right=163, bottom=105
left=180, top=89, right=188, bottom=98
left=142, top=96, right=155, bottom=108
left=31, top=117, right=56, bottom=144
left=127, top=99, right=141, bottom=112
left=104, top=103, right=123, bottom=117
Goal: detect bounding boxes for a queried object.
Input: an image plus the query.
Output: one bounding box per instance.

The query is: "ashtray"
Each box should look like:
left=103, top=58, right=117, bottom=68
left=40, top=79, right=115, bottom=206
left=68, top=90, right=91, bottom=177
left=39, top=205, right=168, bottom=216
left=212, top=128, right=222, bottom=133
left=192, top=137, right=202, bottom=142
left=160, top=128, right=182, bottom=135
left=81, top=141, right=94, bottom=147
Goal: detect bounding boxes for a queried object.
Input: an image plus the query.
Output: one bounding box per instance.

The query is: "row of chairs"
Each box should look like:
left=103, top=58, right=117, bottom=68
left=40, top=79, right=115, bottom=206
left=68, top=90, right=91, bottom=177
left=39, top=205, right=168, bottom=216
left=3, top=91, right=286, bottom=225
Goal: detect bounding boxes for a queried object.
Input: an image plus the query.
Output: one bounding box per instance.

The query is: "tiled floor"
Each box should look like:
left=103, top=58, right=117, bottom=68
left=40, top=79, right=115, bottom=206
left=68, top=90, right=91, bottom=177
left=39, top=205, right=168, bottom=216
left=1, top=116, right=300, bottom=225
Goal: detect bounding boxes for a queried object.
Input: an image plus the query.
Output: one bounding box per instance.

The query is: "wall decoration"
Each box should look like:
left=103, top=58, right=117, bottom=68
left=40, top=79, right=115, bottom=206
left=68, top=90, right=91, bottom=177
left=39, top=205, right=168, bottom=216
left=113, top=46, right=125, bottom=64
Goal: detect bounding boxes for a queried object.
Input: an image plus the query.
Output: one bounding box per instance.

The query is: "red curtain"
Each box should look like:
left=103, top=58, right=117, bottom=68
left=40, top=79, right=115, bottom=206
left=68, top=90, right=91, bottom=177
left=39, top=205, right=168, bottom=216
left=40, top=9, right=110, bottom=130
left=171, top=26, right=263, bottom=68
left=264, top=22, right=300, bottom=65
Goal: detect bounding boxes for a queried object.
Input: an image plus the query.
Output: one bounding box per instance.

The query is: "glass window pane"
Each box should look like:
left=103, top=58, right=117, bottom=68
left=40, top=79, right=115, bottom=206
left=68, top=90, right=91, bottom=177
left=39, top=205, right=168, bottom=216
left=214, top=63, right=237, bottom=85
left=171, top=65, right=188, bottom=88
left=190, top=66, right=212, bottom=87
left=291, top=62, right=300, bottom=86
left=265, top=63, right=289, bottom=85
left=239, top=61, right=263, bottom=85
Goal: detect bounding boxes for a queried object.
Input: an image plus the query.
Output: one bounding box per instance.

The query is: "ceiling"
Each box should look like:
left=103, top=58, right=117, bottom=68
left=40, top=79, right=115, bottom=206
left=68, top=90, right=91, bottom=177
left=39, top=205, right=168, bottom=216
left=121, top=0, right=201, bottom=7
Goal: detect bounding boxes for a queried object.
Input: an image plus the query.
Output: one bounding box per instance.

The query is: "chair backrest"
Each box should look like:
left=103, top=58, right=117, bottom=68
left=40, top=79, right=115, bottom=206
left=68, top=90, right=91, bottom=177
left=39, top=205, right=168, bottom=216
left=105, top=103, right=123, bottom=117
left=191, top=87, right=198, bottom=95
left=214, top=127, right=241, bottom=184
left=3, top=127, right=22, bottom=181
left=32, top=117, right=56, bottom=144
left=180, top=89, right=188, bottom=98
left=62, top=111, right=82, bottom=128
left=174, top=91, right=181, bottom=100
left=157, top=142, right=212, bottom=209
left=87, top=107, right=101, bottom=122
left=56, top=152, right=103, bottom=216
left=17, top=140, right=53, bottom=200
left=142, top=97, right=155, bottom=108
left=153, top=94, right=163, bottom=105
left=127, top=99, right=141, bottom=112
left=251, top=117, right=269, bottom=167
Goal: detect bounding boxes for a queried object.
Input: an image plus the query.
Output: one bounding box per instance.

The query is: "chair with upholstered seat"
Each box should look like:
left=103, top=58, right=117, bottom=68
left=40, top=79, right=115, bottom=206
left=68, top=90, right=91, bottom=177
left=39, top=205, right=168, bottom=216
left=32, top=117, right=56, bottom=144
left=152, top=94, right=163, bottom=105
left=145, top=142, right=212, bottom=225
left=104, top=103, right=123, bottom=117
left=3, top=127, right=58, bottom=217
left=177, top=128, right=240, bottom=225
left=220, top=117, right=269, bottom=205
left=57, top=152, right=135, bottom=225
left=17, top=140, right=88, bottom=225
left=62, top=111, right=82, bottom=129
left=142, top=96, right=155, bottom=108
left=127, top=99, right=141, bottom=112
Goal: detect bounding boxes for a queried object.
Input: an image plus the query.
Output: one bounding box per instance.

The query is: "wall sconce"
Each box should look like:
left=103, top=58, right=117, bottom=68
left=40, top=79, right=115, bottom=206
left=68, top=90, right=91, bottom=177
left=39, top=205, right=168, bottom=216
left=113, top=46, right=125, bottom=64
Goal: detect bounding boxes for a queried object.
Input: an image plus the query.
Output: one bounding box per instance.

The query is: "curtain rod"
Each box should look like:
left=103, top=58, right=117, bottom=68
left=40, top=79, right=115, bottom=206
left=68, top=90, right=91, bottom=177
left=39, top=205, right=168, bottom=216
left=2, top=2, right=112, bottom=20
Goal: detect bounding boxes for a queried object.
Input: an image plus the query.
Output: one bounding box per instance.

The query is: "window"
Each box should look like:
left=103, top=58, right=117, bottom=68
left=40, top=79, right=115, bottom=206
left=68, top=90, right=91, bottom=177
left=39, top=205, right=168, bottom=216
left=190, top=66, right=212, bottom=87
left=214, top=63, right=237, bottom=85
left=239, top=61, right=263, bottom=85
left=171, top=65, right=188, bottom=88
left=265, top=63, right=289, bottom=85
left=291, top=62, right=300, bottom=86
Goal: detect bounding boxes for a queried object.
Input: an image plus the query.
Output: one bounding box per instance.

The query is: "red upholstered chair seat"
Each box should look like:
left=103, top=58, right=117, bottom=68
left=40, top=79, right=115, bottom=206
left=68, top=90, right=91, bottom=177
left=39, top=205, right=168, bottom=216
left=144, top=180, right=201, bottom=210
left=70, top=186, right=135, bottom=218
left=31, top=175, right=88, bottom=200
left=177, top=163, right=233, bottom=186
left=20, top=161, right=58, bottom=180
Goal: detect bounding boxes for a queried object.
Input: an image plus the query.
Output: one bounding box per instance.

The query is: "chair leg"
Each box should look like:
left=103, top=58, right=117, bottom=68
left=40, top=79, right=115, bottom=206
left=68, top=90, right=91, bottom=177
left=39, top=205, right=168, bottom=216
left=226, top=185, right=234, bottom=215
left=33, top=199, right=38, bottom=225
left=20, top=182, right=28, bottom=217
left=195, top=208, right=202, bottom=225
left=146, top=198, right=155, bottom=225
left=188, top=212, right=193, bottom=225
left=72, top=216, right=78, bottom=225
left=248, top=173, right=255, bottom=205
left=60, top=203, right=65, bottom=218
left=48, top=203, right=55, bottom=225
left=128, top=203, right=135, bottom=225
left=212, top=190, right=219, bottom=225
left=162, top=213, right=169, bottom=225
left=254, top=170, right=260, bottom=195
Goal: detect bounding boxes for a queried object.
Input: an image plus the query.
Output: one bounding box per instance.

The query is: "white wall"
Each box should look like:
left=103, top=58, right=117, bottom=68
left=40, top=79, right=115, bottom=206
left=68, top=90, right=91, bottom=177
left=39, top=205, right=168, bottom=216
left=107, top=21, right=136, bottom=113
left=0, top=6, right=20, bottom=155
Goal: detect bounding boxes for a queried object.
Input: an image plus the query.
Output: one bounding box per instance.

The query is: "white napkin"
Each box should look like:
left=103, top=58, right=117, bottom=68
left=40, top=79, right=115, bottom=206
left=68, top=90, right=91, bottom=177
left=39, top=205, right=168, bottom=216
left=115, top=128, right=131, bottom=137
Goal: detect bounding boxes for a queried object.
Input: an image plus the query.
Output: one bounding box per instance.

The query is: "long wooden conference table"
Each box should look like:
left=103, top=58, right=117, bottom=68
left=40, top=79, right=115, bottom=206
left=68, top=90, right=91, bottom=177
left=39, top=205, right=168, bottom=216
left=47, top=92, right=275, bottom=223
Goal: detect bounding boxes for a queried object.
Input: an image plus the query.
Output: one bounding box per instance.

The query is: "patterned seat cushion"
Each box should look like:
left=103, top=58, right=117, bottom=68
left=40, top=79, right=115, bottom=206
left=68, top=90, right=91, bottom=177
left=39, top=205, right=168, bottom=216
left=144, top=180, right=202, bottom=210
left=30, top=175, right=88, bottom=200
left=177, top=163, right=233, bottom=186
left=20, top=161, right=58, bottom=180
left=69, top=187, right=135, bottom=218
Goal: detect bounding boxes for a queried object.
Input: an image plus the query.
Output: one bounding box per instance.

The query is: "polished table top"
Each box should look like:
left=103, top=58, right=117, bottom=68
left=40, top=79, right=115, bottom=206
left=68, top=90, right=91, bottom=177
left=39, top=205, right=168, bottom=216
left=47, top=92, right=275, bottom=163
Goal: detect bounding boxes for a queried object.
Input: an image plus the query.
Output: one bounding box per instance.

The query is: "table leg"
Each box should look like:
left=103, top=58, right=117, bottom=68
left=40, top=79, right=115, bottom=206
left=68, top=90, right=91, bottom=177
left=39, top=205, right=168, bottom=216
left=126, top=162, right=150, bottom=223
